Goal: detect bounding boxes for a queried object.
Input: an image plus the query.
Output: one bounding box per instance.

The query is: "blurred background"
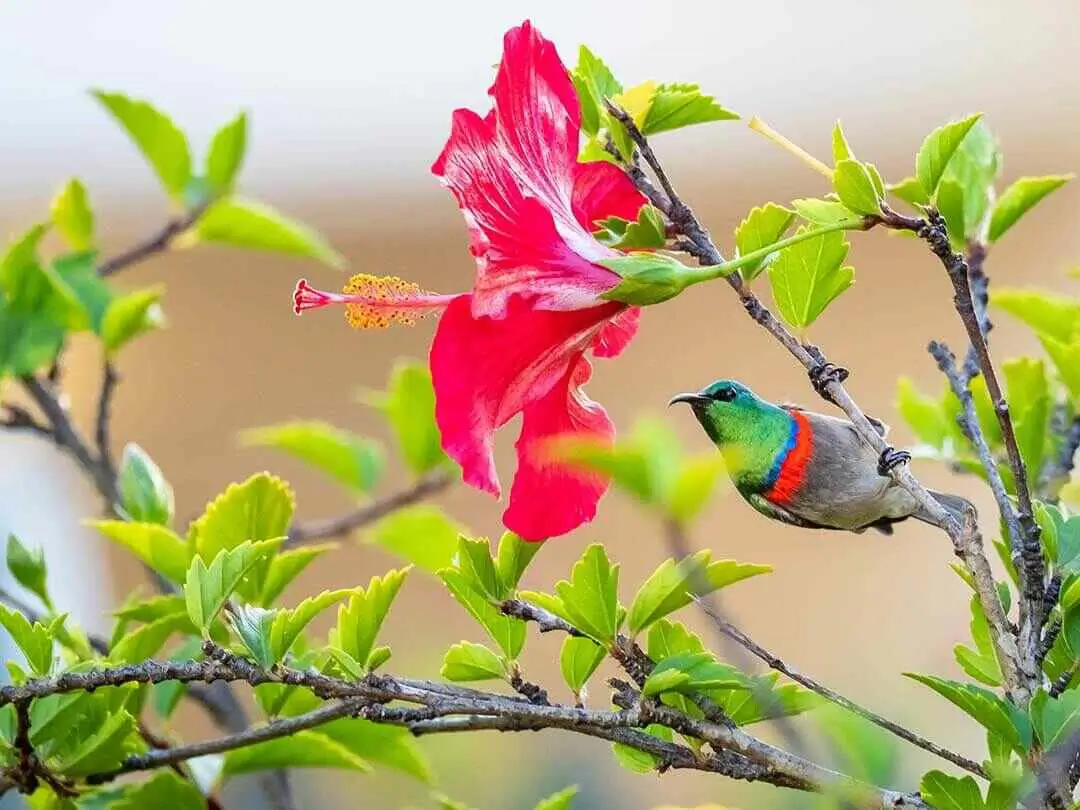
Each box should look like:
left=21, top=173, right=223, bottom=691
left=1, top=0, right=1079, bottom=807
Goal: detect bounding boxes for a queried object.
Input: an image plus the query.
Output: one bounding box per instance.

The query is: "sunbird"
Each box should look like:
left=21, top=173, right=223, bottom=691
left=670, top=379, right=972, bottom=534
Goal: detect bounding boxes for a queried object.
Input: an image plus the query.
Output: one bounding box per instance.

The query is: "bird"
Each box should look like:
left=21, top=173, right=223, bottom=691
left=669, top=379, right=973, bottom=534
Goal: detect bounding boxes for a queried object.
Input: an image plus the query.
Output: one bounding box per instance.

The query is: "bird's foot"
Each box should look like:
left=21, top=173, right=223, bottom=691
left=877, top=447, right=911, bottom=476
left=808, top=362, right=849, bottom=403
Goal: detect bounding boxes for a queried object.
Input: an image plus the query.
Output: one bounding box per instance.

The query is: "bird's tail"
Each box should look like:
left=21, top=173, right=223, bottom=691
left=914, top=490, right=976, bottom=528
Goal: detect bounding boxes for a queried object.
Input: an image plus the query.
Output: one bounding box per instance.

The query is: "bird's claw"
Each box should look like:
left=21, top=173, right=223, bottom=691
left=878, top=447, right=911, bottom=476
left=808, top=362, right=849, bottom=403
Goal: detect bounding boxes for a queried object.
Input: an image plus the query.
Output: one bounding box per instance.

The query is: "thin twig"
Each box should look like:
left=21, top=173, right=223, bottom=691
left=691, top=596, right=986, bottom=777
left=287, top=469, right=454, bottom=546
left=0, top=403, right=52, bottom=439
left=95, top=363, right=119, bottom=485
left=97, top=202, right=209, bottom=279
left=500, top=599, right=584, bottom=636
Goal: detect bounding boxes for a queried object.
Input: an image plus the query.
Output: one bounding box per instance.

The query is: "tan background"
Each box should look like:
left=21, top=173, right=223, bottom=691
left=2, top=1, right=1080, bottom=808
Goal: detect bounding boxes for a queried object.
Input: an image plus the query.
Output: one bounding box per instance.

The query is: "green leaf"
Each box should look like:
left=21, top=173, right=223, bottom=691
left=1040, top=334, right=1080, bottom=408
left=627, top=551, right=770, bottom=635
left=1003, top=358, right=1050, bottom=489
left=495, top=531, right=541, bottom=592
left=734, top=203, right=796, bottom=280
left=667, top=454, right=726, bottom=524
left=363, top=506, right=462, bottom=575
left=230, top=605, right=278, bottom=669
left=791, top=198, right=857, bottom=226
left=940, top=120, right=1001, bottom=242
left=594, top=206, right=668, bottom=251
left=643, top=651, right=745, bottom=696
left=559, top=636, right=606, bottom=694
left=612, top=724, right=674, bottom=773
left=895, top=377, right=951, bottom=449
left=919, top=770, right=985, bottom=810
left=115, top=443, right=174, bottom=526
left=195, top=198, right=343, bottom=267
left=954, top=595, right=1003, bottom=687
left=571, top=45, right=622, bottom=138
left=991, top=288, right=1080, bottom=345
left=441, top=568, right=525, bottom=660
left=50, top=179, right=95, bottom=251
left=832, top=121, right=854, bottom=162
left=936, top=179, right=967, bottom=249
left=441, top=641, right=506, bottom=681
left=768, top=227, right=854, bottom=329
left=0, top=605, right=55, bottom=676
left=833, top=159, right=882, bottom=216
left=241, top=421, right=383, bottom=495
left=641, top=83, right=738, bottom=134
left=317, top=714, right=432, bottom=783
left=184, top=539, right=282, bottom=634
left=109, top=772, right=204, bottom=810
left=1030, top=687, right=1080, bottom=750
left=189, top=472, right=294, bottom=600
left=268, top=589, right=354, bottom=664
left=989, top=175, right=1073, bottom=243
left=101, top=287, right=166, bottom=355
left=905, top=673, right=1029, bottom=753
left=258, top=543, right=336, bottom=606
left=223, top=730, right=371, bottom=776
left=50, top=252, right=110, bottom=333
left=915, top=114, right=982, bottom=197
left=57, top=707, right=139, bottom=777
left=92, top=521, right=189, bottom=584
left=363, top=360, right=447, bottom=476
left=91, top=90, right=191, bottom=198
left=552, top=544, right=621, bottom=644
left=109, top=613, right=190, bottom=665
left=205, top=112, right=248, bottom=195
left=6, top=535, right=51, bottom=610
left=333, top=568, right=409, bottom=670
left=599, top=253, right=697, bottom=306
left=889, top=176, right=930, bottom=208
left=534, top=786, right=578, bottom=810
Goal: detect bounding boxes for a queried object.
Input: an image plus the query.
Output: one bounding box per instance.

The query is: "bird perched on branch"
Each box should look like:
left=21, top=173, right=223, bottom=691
left=670, top=379, right=972, bottom=534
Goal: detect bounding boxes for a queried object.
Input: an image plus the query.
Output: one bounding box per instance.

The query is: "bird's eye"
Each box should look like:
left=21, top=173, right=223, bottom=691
left=714, top=387, right=737, bottom=402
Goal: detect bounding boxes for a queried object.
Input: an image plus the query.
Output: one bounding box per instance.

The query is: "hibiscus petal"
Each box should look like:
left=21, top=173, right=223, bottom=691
left=503, top=355, right=614, bottom=541
left=572, top=161, right=647, bottom=232
left=592, top=306, right=641, bottom=358
left=430, top=293, right=621, bottom=499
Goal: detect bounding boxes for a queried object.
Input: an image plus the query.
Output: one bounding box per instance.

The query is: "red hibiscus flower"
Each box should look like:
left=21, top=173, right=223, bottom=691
left=293, top=21, right=647, bottom=540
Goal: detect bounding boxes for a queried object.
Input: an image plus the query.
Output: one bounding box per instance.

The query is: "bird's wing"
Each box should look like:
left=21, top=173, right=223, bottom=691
left=745, top=492, right=842, bottom=531
left=781, top=404, right=888, bottom=437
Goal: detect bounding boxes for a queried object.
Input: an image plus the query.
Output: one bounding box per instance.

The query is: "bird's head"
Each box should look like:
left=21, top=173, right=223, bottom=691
left=668, top=379, right=776, bottom=446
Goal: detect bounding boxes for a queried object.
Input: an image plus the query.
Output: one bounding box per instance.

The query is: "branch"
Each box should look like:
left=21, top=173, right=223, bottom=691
left=604, top=101, right=1023, bottom=701
left=690, top=595, right=986, bottom=777
left=97, top=202, right=209, bottom=279
left=287, top=469, right=454, bottom=546
left=0, top=403, right=52, bottom=439
left=500, top=599, right=584, bottom=636
left=94, top=363, right=119, bottom=486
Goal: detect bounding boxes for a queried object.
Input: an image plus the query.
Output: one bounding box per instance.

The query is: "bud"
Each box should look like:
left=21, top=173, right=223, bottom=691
left=116, top=443, right=175, bottom=526
left=598, top=253, right=701, bottom=306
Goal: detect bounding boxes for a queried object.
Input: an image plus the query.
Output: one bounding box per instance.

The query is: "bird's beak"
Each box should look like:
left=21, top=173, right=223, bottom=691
left=668, top=392, right=711, bottom=407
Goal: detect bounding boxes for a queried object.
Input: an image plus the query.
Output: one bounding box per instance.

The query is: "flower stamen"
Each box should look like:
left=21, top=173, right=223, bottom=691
left=292, top=275, right=455, bottom=330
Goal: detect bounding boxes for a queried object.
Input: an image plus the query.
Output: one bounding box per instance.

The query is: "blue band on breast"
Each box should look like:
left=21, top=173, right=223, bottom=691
left=763, top=416, right=799, bottom=489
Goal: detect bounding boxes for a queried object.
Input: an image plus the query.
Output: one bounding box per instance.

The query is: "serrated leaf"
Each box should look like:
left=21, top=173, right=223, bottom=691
left=1030, top=687, right=1080, bottom=750
left=1003, top=358, right=1050, bottom=489
left=940, top=120, right=1000, bottom=242
left=318, top=715, right=433, bottom=784
left=258, top=543, right=336, bottom=606
left=441, top=641, right=506, bottom=681
left=594, top=206, right=667, bottom=251
left=205, top=112, right=248, bottom=195
left=734, top=203, right=796, bottom=280
left=915, top=114, right=982, bottom=197
left=241, top=421, right=383, bottom=495
left=571, top=45, right=622, bottom=138
left=936, top=179, right=967, bottom=249
left=791, top=197, right=858, bottom=226
left=642, top=83, right=738, bottom=134
left=441, top=568, right=526, bottom=660
left=92, top=90, right=191, bottom=198
left=189, top=473, right=294, bottom=601
left=768, top=227, right=854, bottom=329
left=50, top=179, right=95, bottom=251
left=560, top=635, right=606, bottom=694
left=194, top=198, right=342, bottom=267
left=833, top=159, right=882, bottom=215
left=889, top=176, right=929, bottom=208
left=6, top=534, right=51, bottom=611
left=58, top=708, right=139, bottom=776
left=363, top=360, right=447, bottom=476
left=223, top=730, right=371, bottom=776
left=552, top=544, right=621, bottom=643
left=495, top=531, right=541, bottom=592
left=101, top=287, right=165, bottom=354
left=989, top=175, right=1073, bottom=243
left=0, top=605, right=55, bottom=676
left=184, top=539, right=282, bottom=634
left=628, top=551, right=770, bottom=635
left=612, top=724, right=674, bottom=773
left=832, top=120, right=854, bottom=162
left=333, top=568, right=408, bottom=670
left=269, top=588, right=354, bottom=664
left=919, top=770, right=986, bottom=810
left=991, top=288, right=1080, bottom=345
left=643, top=652, right=745, bottom=696
left=905, top=673, right=1029, bottom=753
left=895, top=378, right=950, bottom=449
left=109, top=613, right=190, bottom=665
left=93, top=521, right=189, bottom=584
left=360, top=506, right=461, bottom=575
left=230, top=605, right=278, bottom=669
